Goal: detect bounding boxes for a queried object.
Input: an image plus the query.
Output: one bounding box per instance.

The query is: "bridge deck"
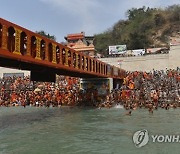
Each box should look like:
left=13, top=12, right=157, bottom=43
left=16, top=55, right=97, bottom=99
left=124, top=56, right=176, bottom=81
left=0, top=18, right=125, bottom=80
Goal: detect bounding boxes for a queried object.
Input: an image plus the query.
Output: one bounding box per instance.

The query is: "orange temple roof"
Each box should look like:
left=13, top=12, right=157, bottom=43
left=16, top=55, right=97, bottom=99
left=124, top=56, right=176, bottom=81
left=65, top=32, right=85, bottom=40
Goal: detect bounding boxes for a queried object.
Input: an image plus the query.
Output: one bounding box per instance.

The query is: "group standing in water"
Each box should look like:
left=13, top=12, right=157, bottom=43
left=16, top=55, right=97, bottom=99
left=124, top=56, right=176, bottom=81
left=100, top=68, right=180, bottom=114
left=0, top=68, right=179, bottom=115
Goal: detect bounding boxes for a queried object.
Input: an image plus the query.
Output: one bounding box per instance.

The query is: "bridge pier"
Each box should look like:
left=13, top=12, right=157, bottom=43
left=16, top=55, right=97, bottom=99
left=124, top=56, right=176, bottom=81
left=80, top=78, right=123, bottom=96
left=30, top=71, right=56, bottom=82
left=113, top=78, right=124, bottom=89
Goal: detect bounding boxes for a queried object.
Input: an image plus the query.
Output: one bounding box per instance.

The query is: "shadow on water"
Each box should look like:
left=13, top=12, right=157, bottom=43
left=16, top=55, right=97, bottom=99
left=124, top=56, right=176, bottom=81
left=0, top=107, right=66, bottom=130
left=0, top=106, right=98, bottom=130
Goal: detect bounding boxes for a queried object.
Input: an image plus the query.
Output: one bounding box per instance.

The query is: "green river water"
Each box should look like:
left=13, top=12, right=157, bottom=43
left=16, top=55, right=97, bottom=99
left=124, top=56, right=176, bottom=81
left=0, top=106, right=179, bottom=154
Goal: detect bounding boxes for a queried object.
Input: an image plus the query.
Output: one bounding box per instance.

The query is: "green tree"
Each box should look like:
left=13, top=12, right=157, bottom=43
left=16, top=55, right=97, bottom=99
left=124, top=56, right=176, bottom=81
left=127, top=32, right=150, bottom=49
left=36, top=30, right=56, bottom=41
left=154, top=13, right=166, bottom=26
left=167, top=5, right=180, bottom=22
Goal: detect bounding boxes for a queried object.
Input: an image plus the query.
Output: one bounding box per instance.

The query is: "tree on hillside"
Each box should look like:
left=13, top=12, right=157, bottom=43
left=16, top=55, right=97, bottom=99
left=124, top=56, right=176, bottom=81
left=127, top=32, right=151, bottom=49
left=167, top=5, right=180, bottom=22
left=126, top=6, right=154, bottom=20
left=154, top=13, right=166, bottom=26
left=36, top=30, right=56, bottom=41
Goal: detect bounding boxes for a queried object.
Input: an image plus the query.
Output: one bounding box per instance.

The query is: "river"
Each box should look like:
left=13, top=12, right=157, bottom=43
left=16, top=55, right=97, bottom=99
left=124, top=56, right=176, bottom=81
left=0, top=107, right=179, bottom=154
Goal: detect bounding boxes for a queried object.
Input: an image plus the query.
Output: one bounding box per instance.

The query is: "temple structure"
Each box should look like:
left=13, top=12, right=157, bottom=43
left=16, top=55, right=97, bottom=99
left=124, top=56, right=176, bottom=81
left=64, top=32, right=95, bottom=57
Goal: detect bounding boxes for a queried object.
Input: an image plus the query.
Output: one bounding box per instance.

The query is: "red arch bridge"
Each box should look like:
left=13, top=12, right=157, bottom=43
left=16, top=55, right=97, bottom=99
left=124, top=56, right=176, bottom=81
left=0, top=18, right=126, bottom=88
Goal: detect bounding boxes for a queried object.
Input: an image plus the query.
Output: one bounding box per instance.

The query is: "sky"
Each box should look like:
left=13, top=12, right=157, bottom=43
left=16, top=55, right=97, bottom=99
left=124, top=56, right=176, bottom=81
left=0, top=0, right=179, bottom=43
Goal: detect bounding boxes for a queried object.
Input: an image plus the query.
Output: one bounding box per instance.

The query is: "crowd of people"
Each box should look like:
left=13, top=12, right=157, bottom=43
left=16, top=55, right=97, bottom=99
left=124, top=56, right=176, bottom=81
left=0, top=75, right=82, bottom=107
left=101, top=68, right=180, bottom=114
left=0, top=68, right=180, bottom=114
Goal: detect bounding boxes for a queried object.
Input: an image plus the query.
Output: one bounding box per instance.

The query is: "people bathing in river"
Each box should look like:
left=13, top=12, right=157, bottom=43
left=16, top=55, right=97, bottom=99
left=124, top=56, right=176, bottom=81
left=0, top=68, right=179, bottom=113
left=101, top=68, right=180, bottom=111
left=125, top=110, right=132, bottom=116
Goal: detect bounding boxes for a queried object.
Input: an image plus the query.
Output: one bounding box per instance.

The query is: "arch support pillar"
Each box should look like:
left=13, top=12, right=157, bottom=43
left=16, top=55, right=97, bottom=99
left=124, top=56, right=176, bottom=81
left=35, top=37, right=41, bottom=60
left=26, top=35, right=31, bottom=56
left=13, top=28, right=22, bottom=55
left=65, top=49, right=69, bottom=66
left=52, top=43, right=57, bottom=64
left=2, top=25, right=8, bottom=50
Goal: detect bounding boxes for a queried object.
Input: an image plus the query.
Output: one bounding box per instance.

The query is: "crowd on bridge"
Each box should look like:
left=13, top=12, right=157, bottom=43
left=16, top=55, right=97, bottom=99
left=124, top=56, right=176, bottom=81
left=100, top=68, right=180, bottom=114
left=0, top=68, right=180, bottom=114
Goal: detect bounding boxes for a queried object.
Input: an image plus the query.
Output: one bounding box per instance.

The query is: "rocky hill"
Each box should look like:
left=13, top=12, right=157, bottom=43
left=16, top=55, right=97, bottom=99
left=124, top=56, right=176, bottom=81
left=94, top=5, right=180, bottom=56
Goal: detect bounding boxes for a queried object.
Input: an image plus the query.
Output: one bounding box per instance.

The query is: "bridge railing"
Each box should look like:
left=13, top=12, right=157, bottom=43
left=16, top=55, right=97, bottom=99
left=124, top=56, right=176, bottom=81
left=0, top=18, right=125, bottom=79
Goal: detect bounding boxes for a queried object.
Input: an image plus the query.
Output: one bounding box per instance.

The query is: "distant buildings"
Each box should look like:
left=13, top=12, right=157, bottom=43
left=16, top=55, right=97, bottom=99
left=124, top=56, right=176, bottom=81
left=64, top=32, right=95, bottom=57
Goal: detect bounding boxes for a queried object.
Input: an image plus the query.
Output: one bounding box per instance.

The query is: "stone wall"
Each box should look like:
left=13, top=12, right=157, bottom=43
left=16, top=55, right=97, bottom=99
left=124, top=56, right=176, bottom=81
left=99, top=45, right=180, bottom=72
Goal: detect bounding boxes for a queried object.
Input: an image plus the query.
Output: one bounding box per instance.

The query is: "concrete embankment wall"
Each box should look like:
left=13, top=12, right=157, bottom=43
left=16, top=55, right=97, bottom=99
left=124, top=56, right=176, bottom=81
left=99, top=45, right=180, bottom=72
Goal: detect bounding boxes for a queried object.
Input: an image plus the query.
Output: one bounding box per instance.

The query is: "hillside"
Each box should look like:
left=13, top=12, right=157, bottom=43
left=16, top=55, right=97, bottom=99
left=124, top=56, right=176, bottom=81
left=94, top=5, right=180, bottom=56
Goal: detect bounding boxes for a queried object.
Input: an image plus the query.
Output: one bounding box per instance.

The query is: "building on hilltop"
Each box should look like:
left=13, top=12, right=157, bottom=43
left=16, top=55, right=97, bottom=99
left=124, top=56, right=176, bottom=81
left=64, top=32, right=95, bottom=57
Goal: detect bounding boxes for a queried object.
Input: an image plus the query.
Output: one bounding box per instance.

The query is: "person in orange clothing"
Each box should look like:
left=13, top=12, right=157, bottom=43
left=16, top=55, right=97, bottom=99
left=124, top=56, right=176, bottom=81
left=168, top=70, right=173, bottom=78
left=11, top=92, right=17, bottom=103
left=153, top=91, right=158, bottom=105
left=128, top=80, right=135, bottom=90
left=143, top=72, right=149, bottom=79
left=121, top=90, right=127, bottom=101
